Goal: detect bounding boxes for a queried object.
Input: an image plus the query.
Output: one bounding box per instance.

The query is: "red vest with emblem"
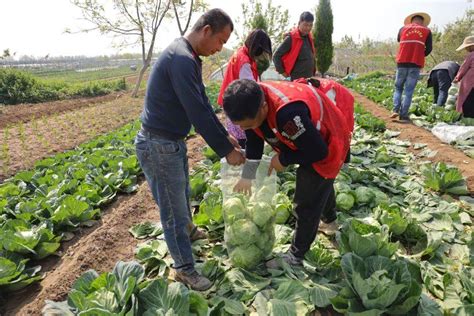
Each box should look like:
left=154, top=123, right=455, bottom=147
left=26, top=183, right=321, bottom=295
left=254, top=81, right=350, bottom=179
left=396, top=23, right=431, bottom=68
left=218, top=46, right=259, bottom=106
left=281, top=28, right=315, bottom=75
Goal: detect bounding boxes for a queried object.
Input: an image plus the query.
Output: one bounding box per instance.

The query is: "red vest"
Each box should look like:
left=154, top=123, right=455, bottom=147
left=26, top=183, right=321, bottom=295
left=217, top=46, right=258, bottom=106
left=254, top=81, right=350, bottom=179
left=396, top=23, right=431, bottom=68
left=317, top=79, right=355, bottom=132
left=281, top=28, right=315, bottom=75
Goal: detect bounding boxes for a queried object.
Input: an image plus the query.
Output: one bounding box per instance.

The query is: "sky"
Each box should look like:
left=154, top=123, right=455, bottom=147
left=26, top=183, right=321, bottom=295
left=0, top=0, right=471, bottom=58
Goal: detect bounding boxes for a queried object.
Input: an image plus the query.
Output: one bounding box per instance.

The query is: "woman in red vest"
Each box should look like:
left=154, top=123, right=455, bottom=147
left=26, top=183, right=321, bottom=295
left=217, top=29, right=272, bottom=148
left=391, top=12, right=432, bottom=122
left=273, top=11, right=316, bottom=80
left=222, top=79, right=351, bottom=268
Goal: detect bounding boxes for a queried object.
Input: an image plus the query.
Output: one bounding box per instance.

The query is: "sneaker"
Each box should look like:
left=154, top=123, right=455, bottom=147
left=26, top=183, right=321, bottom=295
left=319, top=221, right=339, bottom=236
left=389, top=112, right=398, bottom=119
left=265, top=252, right=303, bottom=270
left=175, top=270, right=212, bottom=291
left=399, top=116, right=411, bottom=123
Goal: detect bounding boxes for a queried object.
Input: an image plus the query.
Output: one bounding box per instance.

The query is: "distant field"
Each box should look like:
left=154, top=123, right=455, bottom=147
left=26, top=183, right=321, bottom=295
left=29, top=65, right=138, bottom=83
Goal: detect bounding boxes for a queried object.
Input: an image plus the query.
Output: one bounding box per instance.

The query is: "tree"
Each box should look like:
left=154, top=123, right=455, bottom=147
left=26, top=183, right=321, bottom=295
left=71, top=0, right=205, bottom=98
left=337, top=35, right=358, bottom=50
left=0, top=49, right=12, bottom=60
left=240, top=0, right=289, bottom=46
left=313, top=0, right=334, bottom=76
left=430, top=9, right=473, bottom=67
left=172, top=0, right=207, bottom=36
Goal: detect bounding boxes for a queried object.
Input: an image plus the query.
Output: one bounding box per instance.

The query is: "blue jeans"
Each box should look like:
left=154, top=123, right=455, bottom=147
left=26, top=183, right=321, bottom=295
left=431, top=69, right=451, bottom=106
left=135, top=129, right=194, bottom=273
left=393, top=67, right=421, bottom=118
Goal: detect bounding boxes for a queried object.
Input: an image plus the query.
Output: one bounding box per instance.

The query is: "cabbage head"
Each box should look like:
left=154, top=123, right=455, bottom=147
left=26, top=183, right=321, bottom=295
left=336, top=192, right=355, bottom=212
left=251, top=202, right=274, bottom=227
left=275, top=206, right=291, bottom=224
left=355, top=186, right=375, bottom=205
left=229, top=244, right=263, bottom=269
left=272, top=193, right=292, bottom=224
left=227, top=219, right=259, bottom=246
left=255, top=186, right=274, bottom=203
left=372, top=188, right=389, bottom=205
left=335, top=182, right=351, bottom=193
left=223, top=197, right=247, bottom=224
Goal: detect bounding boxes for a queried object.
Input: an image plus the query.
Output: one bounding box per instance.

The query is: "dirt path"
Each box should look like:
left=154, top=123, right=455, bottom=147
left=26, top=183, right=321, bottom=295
left=3, top=136, right=205, bottom=316
left=353, top=92, right=474, bottom=192
left=0, top=75, right=142, bottom=129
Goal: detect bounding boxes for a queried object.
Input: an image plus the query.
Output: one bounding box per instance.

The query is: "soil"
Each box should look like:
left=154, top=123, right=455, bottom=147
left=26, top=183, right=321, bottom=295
left=0, top=93, right=144, bottom=182
left=2, top=136, right=205, bottom=316
left=353, top=92, right=474, bottom=192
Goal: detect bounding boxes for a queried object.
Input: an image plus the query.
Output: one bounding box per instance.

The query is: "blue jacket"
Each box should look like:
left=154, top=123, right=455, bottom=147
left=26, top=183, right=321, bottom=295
left=141, top=37, right=233, bottom=157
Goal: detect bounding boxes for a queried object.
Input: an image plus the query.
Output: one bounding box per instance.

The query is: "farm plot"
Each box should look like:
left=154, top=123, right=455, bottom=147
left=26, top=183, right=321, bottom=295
left=1, top=133, right=206, bottom=316
left=343, top=73, right=474, bottom=158
left=0, top=95, right=143, bottom=181
left=40, top=108, right=473, bottom=315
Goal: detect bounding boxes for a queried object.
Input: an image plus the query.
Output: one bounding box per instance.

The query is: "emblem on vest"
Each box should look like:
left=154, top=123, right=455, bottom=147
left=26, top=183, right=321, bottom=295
left=282, top=116, right=306, bottom=140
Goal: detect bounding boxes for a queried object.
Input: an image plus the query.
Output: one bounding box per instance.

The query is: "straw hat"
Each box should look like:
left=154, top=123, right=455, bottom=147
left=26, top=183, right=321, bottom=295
left=456, top=35, right=474, bottom=51
left=404, top=12, right=431, bottom=27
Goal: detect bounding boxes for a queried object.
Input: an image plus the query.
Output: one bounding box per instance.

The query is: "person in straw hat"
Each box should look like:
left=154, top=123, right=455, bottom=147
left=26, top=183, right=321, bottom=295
left=390, top=12, right=432, bottom=122
left=454, top=35, right=474, bottom=117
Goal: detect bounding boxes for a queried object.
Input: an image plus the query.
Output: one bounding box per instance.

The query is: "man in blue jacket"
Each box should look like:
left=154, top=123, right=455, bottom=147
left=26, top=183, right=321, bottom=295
left=135, top=9, right=245, bottom=291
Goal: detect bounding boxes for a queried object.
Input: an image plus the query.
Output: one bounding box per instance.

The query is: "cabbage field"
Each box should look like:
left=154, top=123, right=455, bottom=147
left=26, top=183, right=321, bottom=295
left=343, top=72, right=474, bottom=158
left=31, top=102, right=471, bottom=315
left=0, top=72, right=472, bottom=315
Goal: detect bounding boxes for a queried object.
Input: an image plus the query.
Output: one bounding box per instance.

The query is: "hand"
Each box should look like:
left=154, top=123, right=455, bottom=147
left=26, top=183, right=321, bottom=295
left=233, top=178, right=252, bottom=195
left=453, top=78, right=459, bottom=83
left=227, top=135, right=241, bottom=150
left=226, top=149, right=245, bottom=166
left=268, top=154, right=285, bottom=176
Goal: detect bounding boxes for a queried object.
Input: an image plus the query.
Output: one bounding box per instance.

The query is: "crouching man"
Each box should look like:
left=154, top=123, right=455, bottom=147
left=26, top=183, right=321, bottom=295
left=222, top=79, right=351, bottom=268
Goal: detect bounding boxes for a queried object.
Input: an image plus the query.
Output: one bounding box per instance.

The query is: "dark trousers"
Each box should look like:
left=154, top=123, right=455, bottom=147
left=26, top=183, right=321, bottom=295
left=463, top=89, right=474, bottom=118
left=431, top=70, right=452, bottom=106
left=289, top=165, right=335, bottom=258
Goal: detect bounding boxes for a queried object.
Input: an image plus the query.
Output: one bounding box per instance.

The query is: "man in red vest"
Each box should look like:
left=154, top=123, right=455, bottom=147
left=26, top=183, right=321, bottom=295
left=391, top=12, right=432, bottom=121
left=273, top=12, right=316, bottom=81
left=222, top=79, right=351, bottom=268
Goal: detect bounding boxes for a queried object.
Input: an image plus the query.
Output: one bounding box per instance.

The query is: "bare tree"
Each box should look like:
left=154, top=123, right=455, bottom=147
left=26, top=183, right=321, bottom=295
left=71, top=0, right=203, bottom=97
left=172, top=0, right=206, bottom=36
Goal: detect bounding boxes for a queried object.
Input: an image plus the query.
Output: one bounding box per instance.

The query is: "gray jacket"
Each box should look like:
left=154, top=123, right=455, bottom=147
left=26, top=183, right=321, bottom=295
left=429, top=61, right=460, bottom=82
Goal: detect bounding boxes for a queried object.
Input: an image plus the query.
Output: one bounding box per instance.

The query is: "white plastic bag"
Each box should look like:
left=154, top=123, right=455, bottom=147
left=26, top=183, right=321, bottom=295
left=432, top=123, right=474, bottom=144
left=220, top=156, right=277, bottom=269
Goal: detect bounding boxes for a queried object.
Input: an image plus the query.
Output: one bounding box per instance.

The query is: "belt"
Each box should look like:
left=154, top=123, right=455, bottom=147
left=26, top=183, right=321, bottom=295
left=140, top=125, right=184, bottom=141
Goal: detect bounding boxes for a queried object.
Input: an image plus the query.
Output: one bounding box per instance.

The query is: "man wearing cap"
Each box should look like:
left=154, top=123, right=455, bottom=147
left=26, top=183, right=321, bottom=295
left=391, top=12, right=432, bottom=121
left=273, top=11, right=316, bottom=81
